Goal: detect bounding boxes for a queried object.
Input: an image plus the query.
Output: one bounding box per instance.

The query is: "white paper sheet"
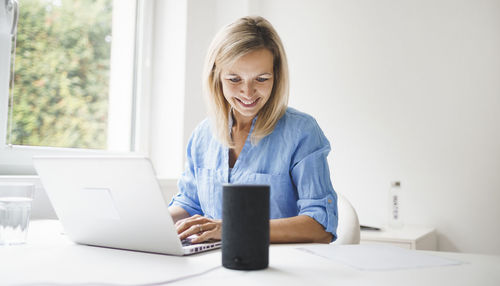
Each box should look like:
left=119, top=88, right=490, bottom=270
left=296, top=244, right=463, bottom=271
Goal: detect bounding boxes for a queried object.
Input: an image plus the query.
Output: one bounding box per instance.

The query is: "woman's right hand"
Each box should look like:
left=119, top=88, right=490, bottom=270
left=175, top=214, right=222, bottom=244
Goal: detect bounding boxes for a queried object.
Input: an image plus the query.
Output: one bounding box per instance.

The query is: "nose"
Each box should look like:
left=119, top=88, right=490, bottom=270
left=239, top=81, right=255, bottom=98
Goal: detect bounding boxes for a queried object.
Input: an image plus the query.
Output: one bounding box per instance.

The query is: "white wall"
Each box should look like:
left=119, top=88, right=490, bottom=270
left=178, top=0, right=500, bottom=254
left=149, top=0, right=187, bottom=179
left=182, top=0, right=214, bottom=151
left=249, top=0, right=500, bottom=254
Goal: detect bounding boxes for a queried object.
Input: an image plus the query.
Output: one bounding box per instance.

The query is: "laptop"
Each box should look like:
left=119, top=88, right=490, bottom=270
left=32, top=155, right=221, bottom=256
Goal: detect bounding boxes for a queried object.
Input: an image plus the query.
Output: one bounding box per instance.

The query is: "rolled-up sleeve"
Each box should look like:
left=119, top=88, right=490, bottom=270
left=169, top=132, right=203, bottom=216
left=291, top=118, right=338, bottom=241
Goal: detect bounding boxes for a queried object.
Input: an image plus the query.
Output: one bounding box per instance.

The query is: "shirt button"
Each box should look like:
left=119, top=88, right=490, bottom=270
left=327, top=199, right=332, bottom=204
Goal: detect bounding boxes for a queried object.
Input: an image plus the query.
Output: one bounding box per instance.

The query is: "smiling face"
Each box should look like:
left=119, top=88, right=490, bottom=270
left=220, top=48, right=274, bottom=123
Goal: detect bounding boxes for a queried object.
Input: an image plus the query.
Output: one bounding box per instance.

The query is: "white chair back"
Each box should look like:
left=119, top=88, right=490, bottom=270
left=331, top=193, right=360, bottom=245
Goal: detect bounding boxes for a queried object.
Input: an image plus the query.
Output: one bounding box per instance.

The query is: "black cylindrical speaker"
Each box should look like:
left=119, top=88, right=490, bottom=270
left=222, top=184, right=270, bottom=270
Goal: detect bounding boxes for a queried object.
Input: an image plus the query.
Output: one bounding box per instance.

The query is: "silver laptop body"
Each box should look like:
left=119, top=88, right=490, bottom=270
left=33, top=155, right=221, bottom=256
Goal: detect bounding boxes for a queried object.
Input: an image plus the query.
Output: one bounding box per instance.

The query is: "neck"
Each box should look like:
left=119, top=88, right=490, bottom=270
left=231, top=111, right=254, bottom=132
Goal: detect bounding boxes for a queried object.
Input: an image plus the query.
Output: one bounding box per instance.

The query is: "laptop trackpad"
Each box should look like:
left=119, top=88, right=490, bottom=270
left=80, top=188, right=121, bottom=220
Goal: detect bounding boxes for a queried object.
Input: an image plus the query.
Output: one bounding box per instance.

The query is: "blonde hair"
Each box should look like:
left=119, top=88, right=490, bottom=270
left=202, top=16, right=289, bottom=147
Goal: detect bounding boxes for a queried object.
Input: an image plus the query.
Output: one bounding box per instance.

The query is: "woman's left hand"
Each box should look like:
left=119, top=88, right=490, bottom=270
left=175, top=214, right=222, bottom=243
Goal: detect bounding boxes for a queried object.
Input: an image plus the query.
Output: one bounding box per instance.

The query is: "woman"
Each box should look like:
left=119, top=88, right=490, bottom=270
left=168, top=16, right=337, bottom=244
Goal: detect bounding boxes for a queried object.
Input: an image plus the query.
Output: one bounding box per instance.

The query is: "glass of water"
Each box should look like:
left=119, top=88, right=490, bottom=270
left=0, top=183, right=35, bottom=245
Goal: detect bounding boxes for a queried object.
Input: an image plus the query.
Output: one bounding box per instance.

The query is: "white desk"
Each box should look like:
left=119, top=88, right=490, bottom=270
left=1, top=220, right=499, bottom=286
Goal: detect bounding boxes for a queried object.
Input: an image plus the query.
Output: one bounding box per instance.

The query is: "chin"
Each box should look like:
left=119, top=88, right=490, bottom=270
left=235, top=108, right=259, bottom=118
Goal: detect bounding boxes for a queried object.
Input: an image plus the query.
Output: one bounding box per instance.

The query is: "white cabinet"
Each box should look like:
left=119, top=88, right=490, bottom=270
left=360, top=225, right=437, bottom=250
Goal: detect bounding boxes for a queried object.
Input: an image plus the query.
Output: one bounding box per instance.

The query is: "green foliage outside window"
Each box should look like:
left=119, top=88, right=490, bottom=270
left=10, top=0, right=112, bottom=149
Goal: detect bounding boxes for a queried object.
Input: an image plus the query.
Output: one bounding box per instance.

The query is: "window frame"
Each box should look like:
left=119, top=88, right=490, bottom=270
left=0, top=0, right=153, bottom=175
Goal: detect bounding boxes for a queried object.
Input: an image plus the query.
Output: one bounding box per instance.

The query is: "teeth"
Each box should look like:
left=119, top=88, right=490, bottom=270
left=239, top=98, right=257, bottom=105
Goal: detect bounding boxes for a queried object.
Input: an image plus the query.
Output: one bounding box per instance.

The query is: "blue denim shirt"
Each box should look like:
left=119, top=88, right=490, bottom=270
left=169, top=107, right=338, bottom=239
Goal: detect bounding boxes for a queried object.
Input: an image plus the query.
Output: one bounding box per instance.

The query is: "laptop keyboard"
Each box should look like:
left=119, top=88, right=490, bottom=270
left=181, top=239, right=194, bottom=247
left=181, top=238, right=220, bottom=246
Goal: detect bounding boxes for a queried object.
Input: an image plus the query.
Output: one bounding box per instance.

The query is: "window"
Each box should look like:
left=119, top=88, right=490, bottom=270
left=9, top=0, right=113, bottom=149
left=1, top=0, right=148, bottom=174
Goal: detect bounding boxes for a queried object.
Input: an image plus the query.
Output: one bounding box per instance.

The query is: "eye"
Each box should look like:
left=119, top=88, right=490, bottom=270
left=256, top=77, right=269, bottom=83
left=228, top=77, right=240, bottom=83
